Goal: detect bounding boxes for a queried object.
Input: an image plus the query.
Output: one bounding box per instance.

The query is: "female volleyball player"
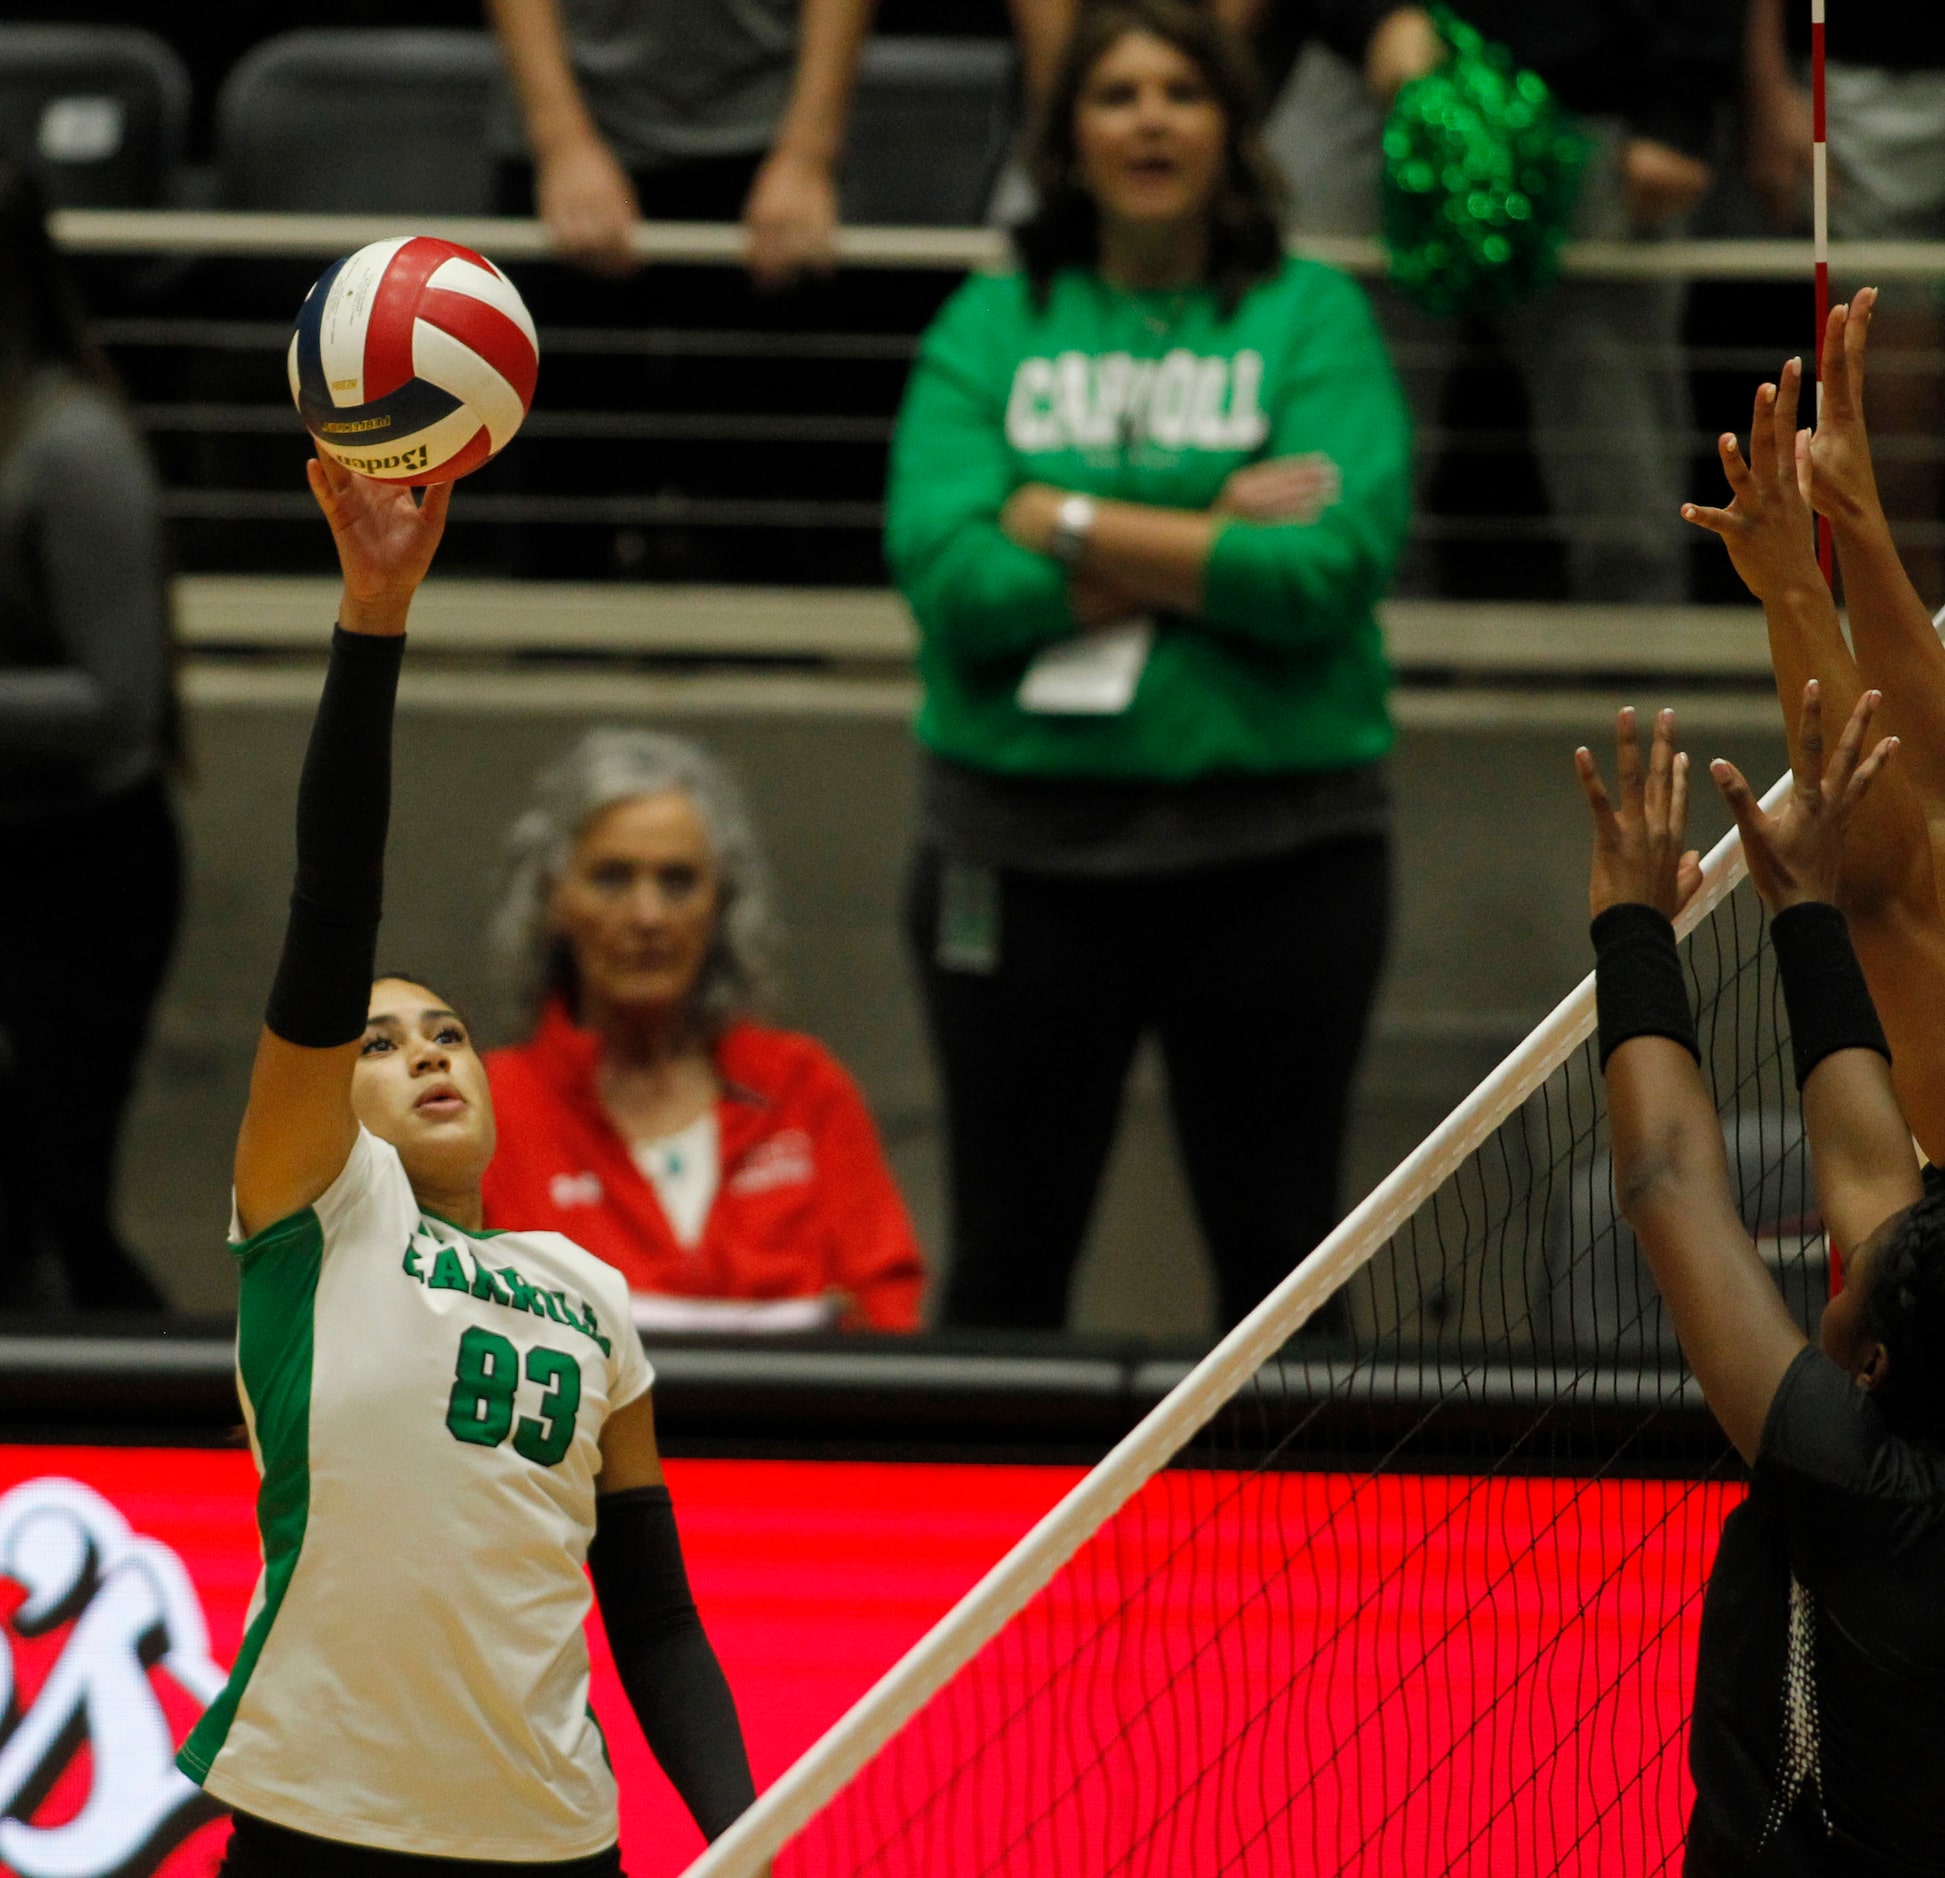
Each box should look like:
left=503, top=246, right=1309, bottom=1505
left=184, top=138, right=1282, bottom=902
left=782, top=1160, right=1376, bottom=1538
left=1684, top=291, right=1945, bottom=1166
left=181, top=457, right=757, bottom=1876
left=1577, top=695, right=1945, bottom=1871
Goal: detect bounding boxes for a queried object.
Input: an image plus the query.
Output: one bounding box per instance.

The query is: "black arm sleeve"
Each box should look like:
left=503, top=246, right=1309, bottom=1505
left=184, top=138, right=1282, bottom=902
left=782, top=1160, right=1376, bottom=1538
left=589, top=1484, right=757, bottom=1842
left=1591, top=903, right=1699, bottom=1069
left=1769, top=901, right=1891, bottom=1090
left=263, top=628, right=405, bottom=1048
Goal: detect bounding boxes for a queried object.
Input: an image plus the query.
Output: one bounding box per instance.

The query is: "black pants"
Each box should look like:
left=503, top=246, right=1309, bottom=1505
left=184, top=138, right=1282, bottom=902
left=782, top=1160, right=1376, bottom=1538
left=0, top=776, right=180, bottom=1309
left=219, top=1813, right=627, bottom=1877
left=908, top=837, right=1391, bottom=1332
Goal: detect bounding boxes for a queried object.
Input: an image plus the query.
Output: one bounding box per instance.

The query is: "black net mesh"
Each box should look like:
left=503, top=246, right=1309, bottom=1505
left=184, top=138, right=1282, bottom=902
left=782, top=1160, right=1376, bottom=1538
left=772, top=876, right=1825, bottom=1877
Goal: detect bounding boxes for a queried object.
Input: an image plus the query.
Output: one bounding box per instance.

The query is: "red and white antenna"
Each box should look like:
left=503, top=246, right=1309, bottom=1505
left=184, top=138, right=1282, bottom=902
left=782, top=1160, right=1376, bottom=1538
left=1812, top=0, right=1832, bottom=580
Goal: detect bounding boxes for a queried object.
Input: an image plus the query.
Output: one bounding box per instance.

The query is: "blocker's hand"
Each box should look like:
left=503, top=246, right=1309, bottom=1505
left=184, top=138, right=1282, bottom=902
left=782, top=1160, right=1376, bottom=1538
left=1681, top=359, right=1824, bottom=601
left=1711, top=682, right=1899, bottom=913
left=1806, top=288, right=1887, bottom=533
left=306, top=453, right=452, bottom=636
left=1575, top=706, right=1704, bottom=921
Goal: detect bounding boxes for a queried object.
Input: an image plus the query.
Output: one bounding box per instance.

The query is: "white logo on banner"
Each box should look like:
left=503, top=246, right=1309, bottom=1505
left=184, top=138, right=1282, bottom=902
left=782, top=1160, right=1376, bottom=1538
left=0, top=1478, right=227, bottom=1876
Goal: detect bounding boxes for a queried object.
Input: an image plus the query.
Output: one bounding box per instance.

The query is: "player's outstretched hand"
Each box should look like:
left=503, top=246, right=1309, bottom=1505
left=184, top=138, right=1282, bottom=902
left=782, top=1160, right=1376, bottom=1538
left=306, top=453, right=452, bottom=636
left=1575, top=706, right=1704, bottom=922
left=1681, top=359, right=1823, bottom=601
left=1806, top=288, right=1886, bottom=533
left=1711, top=681, right=1899, bottom=913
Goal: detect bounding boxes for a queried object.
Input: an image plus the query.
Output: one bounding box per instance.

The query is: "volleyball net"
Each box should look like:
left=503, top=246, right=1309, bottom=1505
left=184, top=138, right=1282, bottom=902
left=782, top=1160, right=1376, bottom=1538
left=687, top=776, right=1809, bottom=1878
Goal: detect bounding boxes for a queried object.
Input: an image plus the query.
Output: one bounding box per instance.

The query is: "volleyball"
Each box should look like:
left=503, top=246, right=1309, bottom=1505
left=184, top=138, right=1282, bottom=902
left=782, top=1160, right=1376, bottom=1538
left=287, top=235, right=539, bottom=485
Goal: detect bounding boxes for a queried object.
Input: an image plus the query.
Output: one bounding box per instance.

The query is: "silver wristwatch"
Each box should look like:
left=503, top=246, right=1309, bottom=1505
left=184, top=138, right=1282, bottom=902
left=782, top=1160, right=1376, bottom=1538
left=1049, top=493, right=1098, bottom=567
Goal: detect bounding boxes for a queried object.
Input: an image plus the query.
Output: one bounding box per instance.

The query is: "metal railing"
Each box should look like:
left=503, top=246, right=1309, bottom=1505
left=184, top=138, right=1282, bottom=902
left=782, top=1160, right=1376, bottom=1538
left=52, top=212, right=1945, bottom=583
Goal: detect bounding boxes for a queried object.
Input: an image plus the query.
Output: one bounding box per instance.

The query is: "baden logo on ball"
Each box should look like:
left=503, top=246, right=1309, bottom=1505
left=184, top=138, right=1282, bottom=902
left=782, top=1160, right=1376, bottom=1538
left=288, top=236, right=539, bottom=485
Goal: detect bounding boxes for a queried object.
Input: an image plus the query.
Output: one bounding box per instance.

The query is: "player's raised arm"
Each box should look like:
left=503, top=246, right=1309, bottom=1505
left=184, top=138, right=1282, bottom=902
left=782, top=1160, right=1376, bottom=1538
left=1712, top=684, right=1923, bottom=1256
left=231, top=459, right=451, bottom=1237
left=1576, top=707, right=1805, bottom=1464
left=1807, top=290, right=1945, bottom=840
left=1683, top=356, right=1945, bottom=1166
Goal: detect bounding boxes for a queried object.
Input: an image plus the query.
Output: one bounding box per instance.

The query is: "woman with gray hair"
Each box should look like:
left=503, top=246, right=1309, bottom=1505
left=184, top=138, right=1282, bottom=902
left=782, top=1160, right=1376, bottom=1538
left=481, top=727, right=924, bottom=1331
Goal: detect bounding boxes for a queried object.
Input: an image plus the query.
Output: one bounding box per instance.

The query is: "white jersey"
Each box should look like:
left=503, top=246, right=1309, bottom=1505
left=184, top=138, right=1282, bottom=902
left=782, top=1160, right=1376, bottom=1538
left=178, top=1128, right=654, bottom=1861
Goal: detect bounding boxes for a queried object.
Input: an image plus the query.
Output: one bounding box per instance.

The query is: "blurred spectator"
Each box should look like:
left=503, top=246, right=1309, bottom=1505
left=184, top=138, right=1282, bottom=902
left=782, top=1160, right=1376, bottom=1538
left=888, top=0, right=1408, bottom=1334
left=0, top=165, right=179, bottom=1311
left=481, top=728, right=925, bottom=1332
left=1268, top=1, right=1738, bottom=602
left=1745, top=0, right=1945, bottom=602
left=487, top=0, right=878, bottom=287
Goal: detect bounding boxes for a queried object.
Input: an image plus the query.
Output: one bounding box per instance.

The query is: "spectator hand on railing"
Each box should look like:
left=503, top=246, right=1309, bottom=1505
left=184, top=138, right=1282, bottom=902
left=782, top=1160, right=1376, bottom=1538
left=536, top=133, right=644, bottom=278
left=1624, top=140, right=1713, bottom=232
left=743, top=147, right=840, bottom=291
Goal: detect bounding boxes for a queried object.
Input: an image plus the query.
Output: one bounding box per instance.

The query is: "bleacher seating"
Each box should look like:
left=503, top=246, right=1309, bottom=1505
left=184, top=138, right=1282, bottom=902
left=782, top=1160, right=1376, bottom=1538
left=0, top=24, right=188, bottom=209
left=215, top=29, right=502, bottom=216
left=839, top=37, right=1018, bottom=227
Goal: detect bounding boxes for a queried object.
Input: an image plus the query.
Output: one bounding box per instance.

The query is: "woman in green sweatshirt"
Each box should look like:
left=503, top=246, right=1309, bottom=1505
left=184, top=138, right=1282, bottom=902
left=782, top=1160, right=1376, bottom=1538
left=887, top=0, right=1412, bottom=1334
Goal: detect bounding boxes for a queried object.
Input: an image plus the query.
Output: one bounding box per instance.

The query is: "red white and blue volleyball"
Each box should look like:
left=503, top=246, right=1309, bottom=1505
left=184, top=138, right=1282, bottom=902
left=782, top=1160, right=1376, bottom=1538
left=288, top=236, right=538, bottom=485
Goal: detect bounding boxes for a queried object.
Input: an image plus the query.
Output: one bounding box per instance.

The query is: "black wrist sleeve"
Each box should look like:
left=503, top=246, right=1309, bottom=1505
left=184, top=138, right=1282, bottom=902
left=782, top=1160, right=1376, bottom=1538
left=264, top=629, right=404, bottom=1048
left=1769, top=901, right=1891, bottom=1089
left=589, top=1484, right=757, bottom=1842
left=1591, top=903, right=1698, bottom=1069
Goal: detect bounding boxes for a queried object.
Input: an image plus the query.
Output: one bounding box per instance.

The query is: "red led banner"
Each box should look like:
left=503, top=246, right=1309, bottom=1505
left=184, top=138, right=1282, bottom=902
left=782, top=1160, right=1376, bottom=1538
left=0, top=1449, right=1732, bottom=1877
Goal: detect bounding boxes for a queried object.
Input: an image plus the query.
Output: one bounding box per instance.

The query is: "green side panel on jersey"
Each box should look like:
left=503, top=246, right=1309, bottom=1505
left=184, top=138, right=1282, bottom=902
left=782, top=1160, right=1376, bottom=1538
left=178, top=1206, right=322, bottom=1783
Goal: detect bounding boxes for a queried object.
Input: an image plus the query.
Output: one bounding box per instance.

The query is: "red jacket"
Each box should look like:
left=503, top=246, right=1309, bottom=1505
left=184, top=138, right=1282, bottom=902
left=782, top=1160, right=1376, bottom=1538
left=482, top=1003, right=925, bottom=1330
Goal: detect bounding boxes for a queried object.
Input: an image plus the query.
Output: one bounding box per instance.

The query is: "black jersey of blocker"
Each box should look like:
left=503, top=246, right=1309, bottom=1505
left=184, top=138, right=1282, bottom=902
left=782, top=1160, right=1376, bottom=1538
left=1686, top=1346, right=1945, bottom=1875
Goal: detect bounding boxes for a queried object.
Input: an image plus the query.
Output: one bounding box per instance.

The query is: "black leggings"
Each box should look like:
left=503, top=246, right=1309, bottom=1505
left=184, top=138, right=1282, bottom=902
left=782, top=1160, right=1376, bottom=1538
left=0, top=776, right=179, bottom=1309
left=908, top=836, right=1390, bottom=1332
left=218, top=1813, right=627, bottom=1877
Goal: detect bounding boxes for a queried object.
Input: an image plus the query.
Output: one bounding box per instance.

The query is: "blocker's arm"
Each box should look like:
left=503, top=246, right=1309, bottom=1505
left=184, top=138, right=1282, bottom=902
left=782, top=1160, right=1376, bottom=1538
left=1605, top=1025, right=1807, bottom=1466
left=1576, top=707, right=1804, bottom=1464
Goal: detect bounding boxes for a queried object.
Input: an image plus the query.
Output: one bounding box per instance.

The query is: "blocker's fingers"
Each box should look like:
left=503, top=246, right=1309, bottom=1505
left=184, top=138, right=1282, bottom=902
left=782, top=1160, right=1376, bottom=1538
left=1845, top=734, right=1900, bottom=808
left=1828, top=687, right=1881, bottom=788
left=1670, top=748, right=1691, bottom=842
left=1796, top=679, right=1826, bottom=787
left=1645, top=708, right=1677, bottom=821
left=1574, top=746, right=1617, bottom=826
left=1848, top=287, right=1876, bottom=384
left=1614, top=706, right=1644, bottom=805
left=1680, top=500, right=1737, bottom=538
left=1821, top=307, right=1853, bottom=413
left=1747, top=383, right=1778, bottom=482
left=1710, top=756, right=1765, bottom=840
left=1775, top=357, right=1804, bottom=448
left=1716, top=430, right=1755, bottom=499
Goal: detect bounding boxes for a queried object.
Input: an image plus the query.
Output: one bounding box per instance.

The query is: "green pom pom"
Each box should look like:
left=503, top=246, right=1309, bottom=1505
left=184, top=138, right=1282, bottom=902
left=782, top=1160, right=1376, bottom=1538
left=1380, top=7, right=1590, bottom=319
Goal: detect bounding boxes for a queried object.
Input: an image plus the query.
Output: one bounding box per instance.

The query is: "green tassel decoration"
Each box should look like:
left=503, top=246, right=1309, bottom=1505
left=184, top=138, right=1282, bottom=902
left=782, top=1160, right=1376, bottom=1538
left=1380, top=6, right=1591, bottom=319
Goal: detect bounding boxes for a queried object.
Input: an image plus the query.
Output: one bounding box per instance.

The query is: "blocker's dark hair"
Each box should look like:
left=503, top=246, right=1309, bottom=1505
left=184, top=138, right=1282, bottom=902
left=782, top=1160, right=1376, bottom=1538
left=1014, top=0, right=1285, bottom=313
left=1861, top=1186, right=1945, bottom=1446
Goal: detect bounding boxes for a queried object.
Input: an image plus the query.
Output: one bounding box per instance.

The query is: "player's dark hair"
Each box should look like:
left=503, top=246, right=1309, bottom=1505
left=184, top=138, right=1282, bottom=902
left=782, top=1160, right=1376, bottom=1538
left=1860, top=1187, right=1945, bottom=1446
left=371, top=972, right=472, bottom=1031
left=1014, top=0, right=1285, bottom=315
